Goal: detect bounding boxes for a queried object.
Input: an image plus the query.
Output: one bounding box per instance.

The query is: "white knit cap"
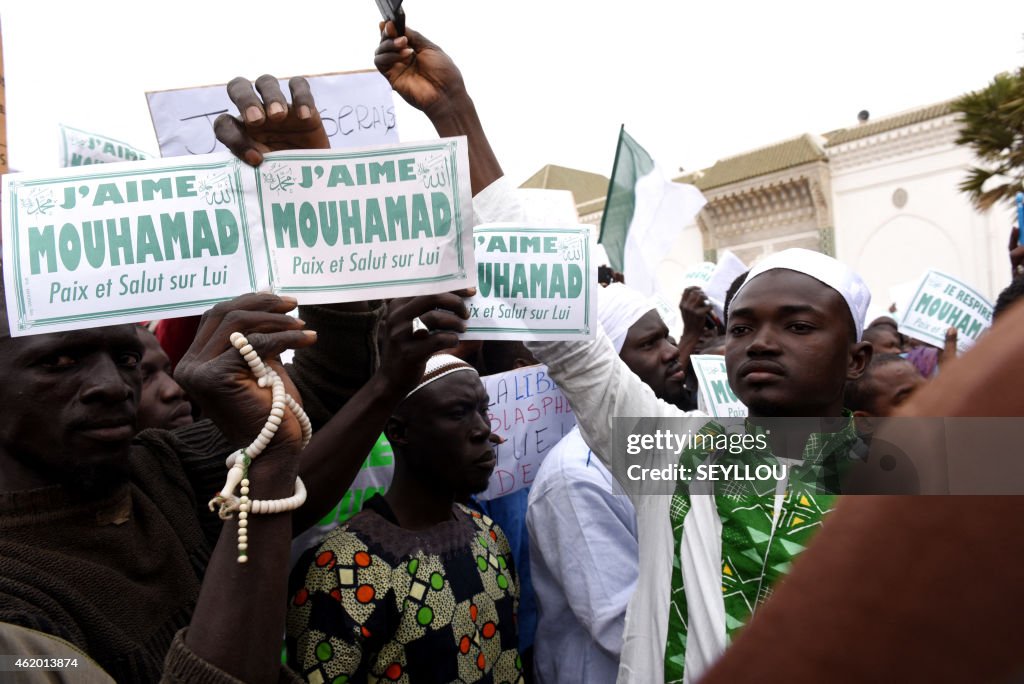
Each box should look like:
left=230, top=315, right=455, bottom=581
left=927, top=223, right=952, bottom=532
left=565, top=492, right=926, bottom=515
left=406, top=353, right=479, bottom=399
left=597, top=283, right=659, bottom=354
left=732, top=248, right=871, bottom=341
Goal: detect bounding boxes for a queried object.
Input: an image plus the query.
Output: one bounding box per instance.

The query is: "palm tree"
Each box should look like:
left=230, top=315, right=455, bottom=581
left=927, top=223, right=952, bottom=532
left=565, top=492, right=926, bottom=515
left=952, top=66, right=1024, bottom=211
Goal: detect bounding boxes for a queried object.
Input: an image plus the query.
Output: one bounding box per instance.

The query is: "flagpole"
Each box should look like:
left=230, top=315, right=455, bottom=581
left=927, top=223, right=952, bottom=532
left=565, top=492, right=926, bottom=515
left=598, top=124, right=626, bottom=248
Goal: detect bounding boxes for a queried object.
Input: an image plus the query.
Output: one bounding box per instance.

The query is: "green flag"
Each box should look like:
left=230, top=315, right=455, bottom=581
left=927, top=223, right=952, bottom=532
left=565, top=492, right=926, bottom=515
left=598, top=126, right=706, bottom=296
left=599, top=126, right=655, bottom=272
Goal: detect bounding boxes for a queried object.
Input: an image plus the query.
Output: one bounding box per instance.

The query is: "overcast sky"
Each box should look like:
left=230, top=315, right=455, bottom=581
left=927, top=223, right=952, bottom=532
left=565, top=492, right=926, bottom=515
left=1, top=1, right=1022, bottom=185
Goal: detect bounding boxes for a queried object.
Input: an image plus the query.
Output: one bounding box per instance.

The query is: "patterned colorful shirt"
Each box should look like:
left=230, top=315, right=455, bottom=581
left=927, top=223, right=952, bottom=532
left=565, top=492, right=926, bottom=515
left=287, top=495, right=523, bottom=684
left=664, top=417, right=860, bottom=683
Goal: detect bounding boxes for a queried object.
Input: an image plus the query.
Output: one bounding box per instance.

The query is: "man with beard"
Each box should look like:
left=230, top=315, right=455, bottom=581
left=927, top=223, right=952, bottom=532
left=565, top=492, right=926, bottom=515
left=287, top=354, right=522, bottom=683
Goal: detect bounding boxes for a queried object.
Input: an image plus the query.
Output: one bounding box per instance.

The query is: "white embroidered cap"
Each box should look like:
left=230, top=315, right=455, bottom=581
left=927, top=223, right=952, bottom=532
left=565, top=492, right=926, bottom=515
left=732, top=248, right=872, bottom=341
left=406, top=353, right=480, bottom=399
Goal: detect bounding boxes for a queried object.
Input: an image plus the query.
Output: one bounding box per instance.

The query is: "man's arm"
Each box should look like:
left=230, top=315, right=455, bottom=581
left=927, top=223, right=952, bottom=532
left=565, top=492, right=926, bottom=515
left=173, top=294, right=315, bottom=684
left=526, top=332, right=698, bottom=472
left=677, top=286, right=713, bottom=365
left=375, top=21, right=502, bottom=196
left=292, top=291, right=472, bottom=532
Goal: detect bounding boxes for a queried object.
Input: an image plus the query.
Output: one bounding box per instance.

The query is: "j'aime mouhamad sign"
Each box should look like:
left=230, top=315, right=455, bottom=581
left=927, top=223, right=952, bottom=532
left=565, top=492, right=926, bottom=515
left=2, top=138, right=473, bottom=336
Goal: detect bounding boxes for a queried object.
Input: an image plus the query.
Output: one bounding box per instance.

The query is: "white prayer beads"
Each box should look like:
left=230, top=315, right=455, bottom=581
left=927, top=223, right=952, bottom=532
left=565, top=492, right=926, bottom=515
left=207, top=332, right=312, bottom=563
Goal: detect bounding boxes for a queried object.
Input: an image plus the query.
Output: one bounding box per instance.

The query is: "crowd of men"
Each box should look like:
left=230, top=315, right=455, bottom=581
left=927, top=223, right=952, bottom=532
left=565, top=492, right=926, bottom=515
left=1, top=18, right=1024, bottom=684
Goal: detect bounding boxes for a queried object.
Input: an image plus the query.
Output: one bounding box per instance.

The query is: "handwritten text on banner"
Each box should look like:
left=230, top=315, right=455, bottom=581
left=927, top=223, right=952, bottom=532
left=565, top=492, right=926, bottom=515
left=146, top=71, right=398, bottom=158
left=478, top=364, right=577, bottom=500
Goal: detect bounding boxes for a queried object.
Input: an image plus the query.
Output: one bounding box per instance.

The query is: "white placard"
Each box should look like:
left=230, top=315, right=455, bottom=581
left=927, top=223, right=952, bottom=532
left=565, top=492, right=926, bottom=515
left=59, top=124, right=154, bottom=167
left=897, top=270, right=993, bottom=352
left=252, top=140, right=473, bottom=304
left=691, top=354, right=748, bottom=417
left=680, top=261, right=715, bottom=287
left=478, top=364, right=577, bottom=500
left=2, top=138, right=472, bottom=335
left=146, top=71, right=398, bottom=157
left=462, top=224, right=597, bottom=340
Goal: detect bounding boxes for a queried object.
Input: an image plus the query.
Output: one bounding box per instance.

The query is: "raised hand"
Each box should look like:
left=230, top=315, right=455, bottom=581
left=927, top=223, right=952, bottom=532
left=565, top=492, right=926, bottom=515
left=215, top=75, right=329, bottom=167
left=378, top=289, right=473, bottom=396
left=679, top=286, right=713, bottom=341
left=175, top=293, right=316, bottom=473
left=374, top=21, right=467, bottom=119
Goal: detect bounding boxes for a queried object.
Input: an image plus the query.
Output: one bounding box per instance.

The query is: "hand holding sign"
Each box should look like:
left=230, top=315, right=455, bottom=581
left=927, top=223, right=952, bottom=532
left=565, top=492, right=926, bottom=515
left=175, top=293, right=315, bottom=480
left=214, top=76, right=329, bottom=167
left=378, top=290, right=472, bottom=397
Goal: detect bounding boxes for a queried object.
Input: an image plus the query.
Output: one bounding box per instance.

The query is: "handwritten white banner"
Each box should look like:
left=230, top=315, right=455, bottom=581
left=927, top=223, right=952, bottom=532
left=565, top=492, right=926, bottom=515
left=478, top=364, right=577, bottom=500
left=146, top=71, right=398, bottom=157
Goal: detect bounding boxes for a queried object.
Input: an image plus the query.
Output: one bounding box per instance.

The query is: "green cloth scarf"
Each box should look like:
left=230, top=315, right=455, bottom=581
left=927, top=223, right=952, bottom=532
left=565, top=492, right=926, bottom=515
left=664, top=416, right=859, bottom=683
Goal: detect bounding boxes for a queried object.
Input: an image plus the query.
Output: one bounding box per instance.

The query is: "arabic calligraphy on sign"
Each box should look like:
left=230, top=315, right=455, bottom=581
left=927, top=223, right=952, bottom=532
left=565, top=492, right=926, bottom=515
left=198, top=171, right=236, bottom=205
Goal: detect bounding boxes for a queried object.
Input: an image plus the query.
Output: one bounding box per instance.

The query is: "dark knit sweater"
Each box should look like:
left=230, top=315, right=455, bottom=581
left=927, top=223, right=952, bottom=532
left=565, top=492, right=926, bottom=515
left=0, top=304, right=382, bottom=683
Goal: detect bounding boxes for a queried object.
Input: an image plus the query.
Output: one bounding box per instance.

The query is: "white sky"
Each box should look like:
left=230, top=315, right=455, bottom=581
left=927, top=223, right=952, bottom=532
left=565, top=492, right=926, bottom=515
left=1, top=1, right=1023, bottom=185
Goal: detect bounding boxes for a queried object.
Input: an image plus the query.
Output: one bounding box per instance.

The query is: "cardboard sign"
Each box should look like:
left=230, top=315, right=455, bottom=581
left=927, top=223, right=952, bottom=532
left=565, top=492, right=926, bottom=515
left=898, top=270, right=992, bottom=352
left=478, top=364, right=577, bottom=500
left=59, top=124, right=154, bottom=167
left=691, top=354, right=748, bottom=417
left=2, top=138, right=472, bottom=335
left=462, top=224, right=596, bottom=340
left=146, top=71, right=398, bottom=157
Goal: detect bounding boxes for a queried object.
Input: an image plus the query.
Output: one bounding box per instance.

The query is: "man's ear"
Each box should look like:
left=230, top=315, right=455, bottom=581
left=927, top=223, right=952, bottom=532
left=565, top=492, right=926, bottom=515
left=385, top=415, right=408, bottom=448
left=847, top=341, right=873, bottom=381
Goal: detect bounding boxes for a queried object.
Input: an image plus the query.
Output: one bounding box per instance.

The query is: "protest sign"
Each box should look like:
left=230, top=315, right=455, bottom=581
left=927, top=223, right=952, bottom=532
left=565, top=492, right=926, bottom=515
left=678, top=250, right=746, bottom=322
left=2, top=155, right=265, bottom=335
left=680, top=261, right=715, bottom=287
left=462, top=224, right=596, bottom=340
left=59, top=124, right=154, bottom=167
left=691, top=354, right=748, bottom=417
left=705, top=250, right=747, bottom=306
left=2, top=137, right=472, bottom=335
left=253, top=139, right=473, bottom=303
left=897, top=270, right=992, bottom=353
left=478, top=365, right=577, bottom=500
left=146, top=71, right=398, bottom=157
